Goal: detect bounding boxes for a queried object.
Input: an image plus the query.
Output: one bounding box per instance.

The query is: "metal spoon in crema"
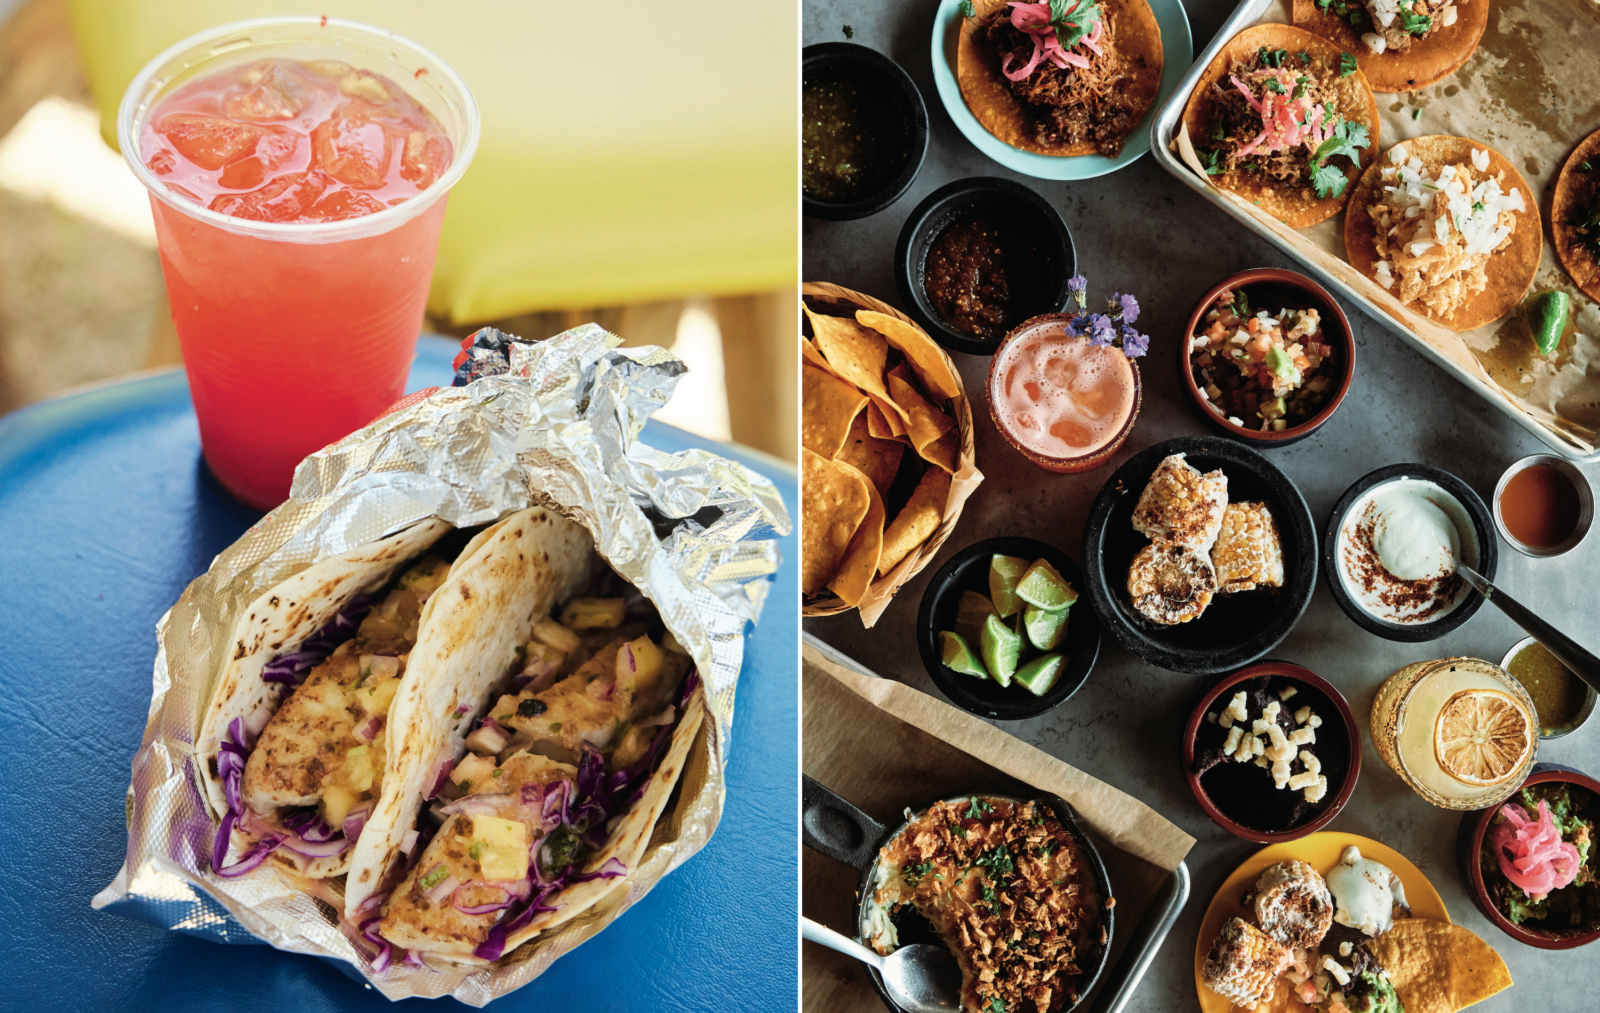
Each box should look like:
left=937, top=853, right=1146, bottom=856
left=1437, top=540, right=1600, bottom=696
left=802, top=917, right=962, bottom=1013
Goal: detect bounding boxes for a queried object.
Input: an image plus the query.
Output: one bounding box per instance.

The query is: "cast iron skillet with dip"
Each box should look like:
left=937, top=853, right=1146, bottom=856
left=803, top=43, right=929, bottom=221
left=1083, top=436, right=1318, bottom=675
left=1323, top=464, right=1496, bottom=642
left=802, top=776, right=1115, bottom=1013
left=895, top=177, right=1076, bottom=356
left=916, top=536, right=1103, bottom=721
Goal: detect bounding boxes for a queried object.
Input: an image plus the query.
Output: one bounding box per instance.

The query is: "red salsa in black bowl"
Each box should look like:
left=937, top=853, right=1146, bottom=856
left=895, top=177, right=1075, bottom=356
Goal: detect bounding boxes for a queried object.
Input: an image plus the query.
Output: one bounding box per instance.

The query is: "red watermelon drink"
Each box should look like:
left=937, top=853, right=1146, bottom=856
left=119, top=19, right=478, bottom=509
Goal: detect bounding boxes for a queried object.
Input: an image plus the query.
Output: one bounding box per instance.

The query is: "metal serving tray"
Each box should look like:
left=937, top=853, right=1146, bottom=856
left=801, top=634, right=1192, bottom=1013
left=1147, top=0, right=1600, bottom=462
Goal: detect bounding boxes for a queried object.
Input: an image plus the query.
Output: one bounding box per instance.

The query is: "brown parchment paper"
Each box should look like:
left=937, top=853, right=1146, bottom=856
left=1174, top=0, right=1600, bottom=452
left=801, top=643, right=1194, bottom=1013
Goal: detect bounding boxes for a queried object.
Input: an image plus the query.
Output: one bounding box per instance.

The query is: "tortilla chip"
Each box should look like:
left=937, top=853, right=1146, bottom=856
left=1180, top=24, right=1379, bottom=228
left=825, top=460, right=886, bottom=606
left=956, top=0, right=1164, bottom=158
left=888, top=371, right=956, bottom=453
left=920, top=427, right=960, bottom=475
left=1291, top=0, right=1488, bottom=93
left=803, top=366, right=869, bottom=457
left=878, top=466, right=951, bottom=575
left=1552, top=128, right=1600, bottom=304
left=856, top=310, right=961, bottom=400
left=867, top=396, right=909, bottom=439
left=1345, top=135, right=1542, bottom=331
left=836, top=412, right=904, bottom=495
left=802, top=447, right=872, bottom=597
left=806, top=305, right=904, bottom=419
left=1369, top=919, right=1512, bottom=1013
left=801, top=336, right=835, bottom=375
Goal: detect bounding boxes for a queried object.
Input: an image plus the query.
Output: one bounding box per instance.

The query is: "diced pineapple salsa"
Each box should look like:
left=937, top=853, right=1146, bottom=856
left=1190, top=288, right=1336, bottom=432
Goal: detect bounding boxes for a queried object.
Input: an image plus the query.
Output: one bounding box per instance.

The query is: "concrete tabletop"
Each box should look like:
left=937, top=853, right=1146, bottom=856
left=802, top=2, right=1600, bottom=1011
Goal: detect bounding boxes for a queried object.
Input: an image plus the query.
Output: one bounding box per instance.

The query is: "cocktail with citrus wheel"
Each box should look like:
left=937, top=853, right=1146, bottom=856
left=1370, top=657, right=1538, bottom=810
left=119, top=19, right=478, bottom=509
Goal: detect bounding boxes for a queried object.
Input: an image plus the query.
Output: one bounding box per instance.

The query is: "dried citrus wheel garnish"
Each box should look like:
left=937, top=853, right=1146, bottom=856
left=1432, top=688, right=1534, bottom=787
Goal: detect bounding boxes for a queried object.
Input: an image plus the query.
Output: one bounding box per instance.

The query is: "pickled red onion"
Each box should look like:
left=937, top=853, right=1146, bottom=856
left=1000, top=2, right=1102, bottom=81
left=1227, top=68, right=1337, bottom=160
left=1491, top=800, right=1582, bottom=898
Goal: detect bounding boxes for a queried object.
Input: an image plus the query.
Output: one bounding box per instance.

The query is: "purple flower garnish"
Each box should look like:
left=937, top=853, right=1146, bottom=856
left=1087, top=313, right=1116, bottom=347
left=1067, top=275, right=1087, bottom=294
left=1063, top=313, right=1088, bottom=338
left=1116, top=292, right=1140, bottom=325
left=1120, top=326, right=1149, bottom=358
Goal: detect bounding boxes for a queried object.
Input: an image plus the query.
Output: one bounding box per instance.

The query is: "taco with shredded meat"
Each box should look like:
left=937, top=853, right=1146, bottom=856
left=1345, top=135, right=1542, bottom=331
left=1182, top=24, right=1379, bottom=228
left=1553, top=128, right=1600, bottom=304
left=1292, top=0, right=1488, bottom=93
left=956, top=0, right=1164, bottom=159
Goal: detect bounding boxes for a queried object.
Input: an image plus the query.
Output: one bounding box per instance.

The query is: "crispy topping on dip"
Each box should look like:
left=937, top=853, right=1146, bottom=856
left=867, top=797, right=1102, bottom=1013
left=1367, top=144, right=1526, bottom=320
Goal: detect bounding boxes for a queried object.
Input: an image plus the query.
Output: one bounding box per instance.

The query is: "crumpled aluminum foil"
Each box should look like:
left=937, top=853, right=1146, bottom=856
left=92, top=324, right=790, bottom=1004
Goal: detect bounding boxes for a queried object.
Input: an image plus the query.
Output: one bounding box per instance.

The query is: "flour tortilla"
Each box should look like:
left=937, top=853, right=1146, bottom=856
left=1181, top=23, right=1379, bottom=228
left=344, top=506, right=594, bottom=918
left=196, top=517, right=454, bottom=879
left=1344, top=135, right=1542, bottom=331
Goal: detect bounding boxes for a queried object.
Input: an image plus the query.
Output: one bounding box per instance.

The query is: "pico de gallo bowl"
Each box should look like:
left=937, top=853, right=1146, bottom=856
left=1179, top=268, right=1355, bottom=447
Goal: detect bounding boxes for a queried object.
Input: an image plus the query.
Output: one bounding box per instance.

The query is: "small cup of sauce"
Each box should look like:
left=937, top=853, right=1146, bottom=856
left=1492, top=455, right=1593, bottom=557
left=1500, top=636, right=1596, bottom=739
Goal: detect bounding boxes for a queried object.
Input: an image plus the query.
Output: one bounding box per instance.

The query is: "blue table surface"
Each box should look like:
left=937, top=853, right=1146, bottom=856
left=0, top=338, right=798, bottom=1012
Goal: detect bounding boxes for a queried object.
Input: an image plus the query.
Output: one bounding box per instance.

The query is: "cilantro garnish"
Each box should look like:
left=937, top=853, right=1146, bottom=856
left=902, top=860, right=933, bottom=887
left=1339, top=52, right=1357, bottom=77
left=965, top=797, right=994, bottom=819
left=843, top=24, right=854, bottom=38
left=985, top=998, right=1007, bottom=1013
left=1309, top=118, right=1370, bottom=199
left=1582, top=160, right=1594, bottom=172
left=977, top=845, right=1015, bottom=880
left=1211, top=121, right=1226, bottom=142
left=1265, top=78, right=1286, bottom=95
left=1317, top=0, right=1366, bottom=27
left=958, top=0, right=976, bottom=16
left=354, top=665, right=371, bottom=689
left=1473, top=201, right=1486, bottom=213
left=1202, top=147, right=1227, bottom=176
left=980, top=882, right=999, bottom=913
left=1257, top=46, right=1288, bottom=68
left=1400, top=10, right=1432, bottom=35
left=1293, top=75, right=1311, bottom=99
left=1233, top=289, right=1250, bottom=318
left=1047, top=0, right=1101, bottom=51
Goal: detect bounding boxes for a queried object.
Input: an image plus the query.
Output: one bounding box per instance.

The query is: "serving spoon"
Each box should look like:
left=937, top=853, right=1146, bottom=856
left=1447, top=556, right=1600, bottom=696
left=801, top=917, right=961, bottom=1013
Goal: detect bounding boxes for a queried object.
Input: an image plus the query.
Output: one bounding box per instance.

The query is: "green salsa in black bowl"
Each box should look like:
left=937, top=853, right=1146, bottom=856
left=802, top=43, right=927, bottom=221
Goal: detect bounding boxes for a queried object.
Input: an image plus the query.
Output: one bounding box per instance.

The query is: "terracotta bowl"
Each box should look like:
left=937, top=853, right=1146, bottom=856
left=1457, top=763, right=1600, bottom=949
left=985, top=314, right=1143, bottom=474
left=1182, top=661, right=1361, bottom=843
left=1179, top=268, right=1356, bottom=446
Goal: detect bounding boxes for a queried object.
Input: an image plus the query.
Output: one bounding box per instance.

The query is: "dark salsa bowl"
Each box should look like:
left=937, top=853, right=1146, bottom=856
left=1457, top=763, right=1600, bottom=949
left=894, top=177, right=1076, bottom=356
left=802, top=43, right=928, bottom=221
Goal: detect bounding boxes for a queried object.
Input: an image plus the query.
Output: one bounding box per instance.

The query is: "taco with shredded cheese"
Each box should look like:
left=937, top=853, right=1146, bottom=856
left=198, top=505, right=707, bottom=967
left=1552, top=128, right=1600, bottom=304
left=1344, top=135, right=1542, bottom=331
left=1292, top=0, right=1488, bottom=93
left=956, top=0, right=1164, bottom=159
left=1182, top=24, right=1379, bottom=228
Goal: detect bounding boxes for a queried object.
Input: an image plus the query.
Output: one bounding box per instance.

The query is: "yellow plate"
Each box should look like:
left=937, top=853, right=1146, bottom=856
left=1192, top=831, right=1450, bottom=1013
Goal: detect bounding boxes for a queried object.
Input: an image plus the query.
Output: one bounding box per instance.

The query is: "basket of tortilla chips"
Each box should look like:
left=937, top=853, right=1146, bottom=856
left=801, top=283, right=983, bottom=626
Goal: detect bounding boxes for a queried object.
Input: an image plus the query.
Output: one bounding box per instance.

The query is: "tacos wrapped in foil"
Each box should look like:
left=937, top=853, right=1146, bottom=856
left=93, top=324, right=790, bottom=1004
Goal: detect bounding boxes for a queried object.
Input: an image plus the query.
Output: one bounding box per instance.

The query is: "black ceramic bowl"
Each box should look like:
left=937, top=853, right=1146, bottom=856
left=802, top=43, right=929, bottom=221
left=1083, top=437, right=1318, bottom=675
left=894, top=177, right=1076, bottom=356
left=917, top=536, right=1102, bottom=720
left=1323, top=464, right=1497, bottom=642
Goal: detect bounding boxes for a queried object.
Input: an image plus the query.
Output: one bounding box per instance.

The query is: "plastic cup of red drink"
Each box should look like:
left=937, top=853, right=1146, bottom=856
left=117, top=18, right=479, bottom=510
left=986, top=314, right=1142, bottom=474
